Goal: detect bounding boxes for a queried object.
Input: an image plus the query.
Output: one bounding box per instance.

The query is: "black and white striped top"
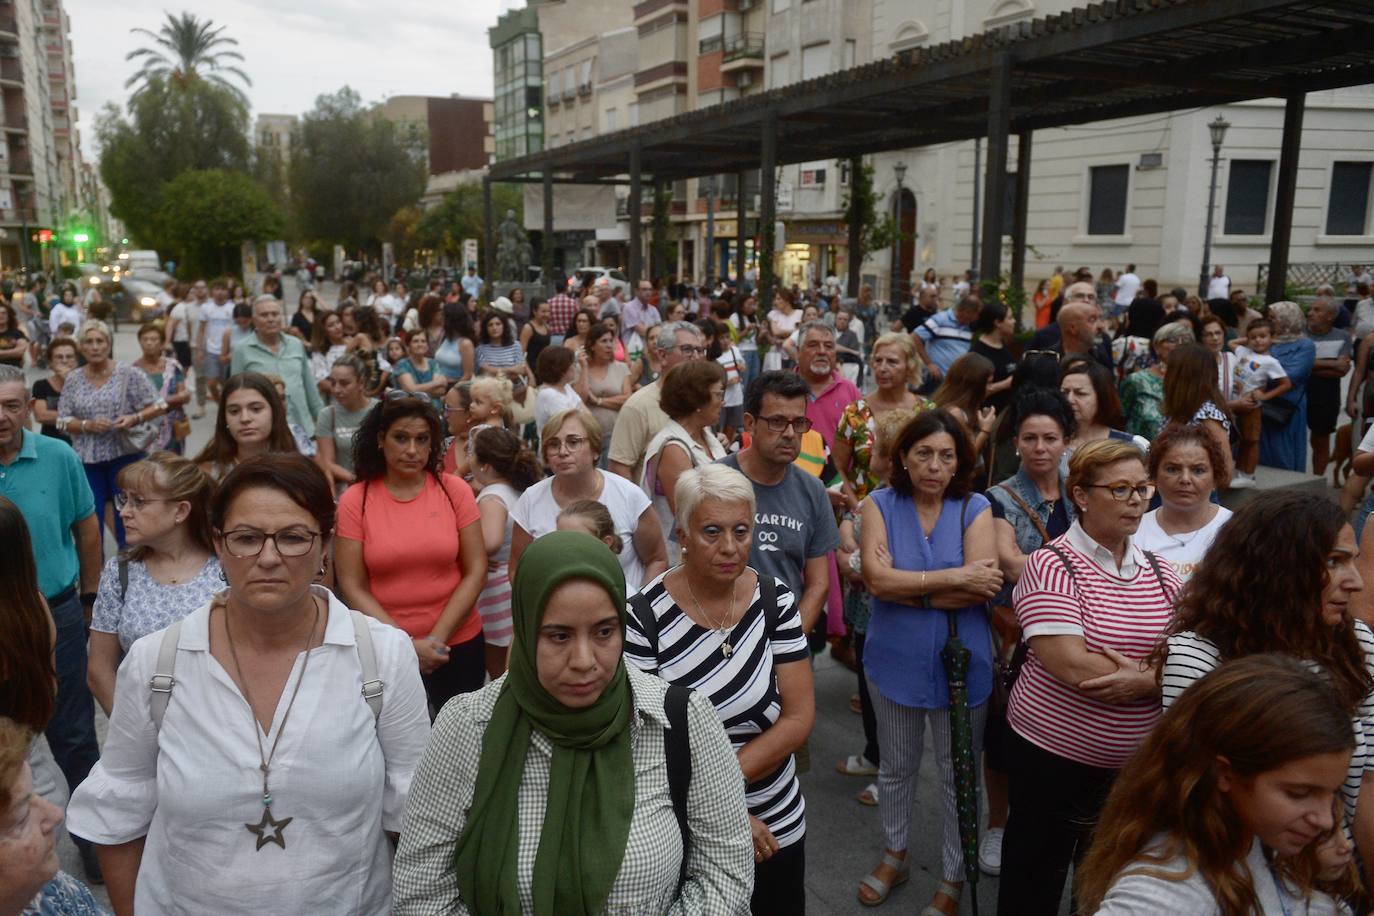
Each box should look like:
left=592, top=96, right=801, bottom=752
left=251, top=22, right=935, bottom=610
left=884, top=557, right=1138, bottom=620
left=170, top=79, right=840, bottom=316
left=624, top=569, right=810, bottom=848
left=1162, top=623, right=1374, bottom=831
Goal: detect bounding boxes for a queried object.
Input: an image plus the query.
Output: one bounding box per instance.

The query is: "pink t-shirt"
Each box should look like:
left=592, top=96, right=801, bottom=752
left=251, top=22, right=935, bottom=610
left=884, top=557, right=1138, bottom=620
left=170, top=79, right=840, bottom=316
left=337, top=473, right=482, bottom=646
left=806, top=374, right=861, bottom=452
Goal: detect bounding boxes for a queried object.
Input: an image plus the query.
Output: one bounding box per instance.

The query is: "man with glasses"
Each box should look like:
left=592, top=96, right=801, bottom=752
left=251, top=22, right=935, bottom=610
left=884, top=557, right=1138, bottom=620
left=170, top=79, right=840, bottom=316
left=720, top=371, right=839, bottom=639
left=607, top=321, right=706, bottom=481
left=230, top=295, right=322, bottom=436
left=621, top=280, right=661, bottom=347
left=0, top=364, right=104, bottom=880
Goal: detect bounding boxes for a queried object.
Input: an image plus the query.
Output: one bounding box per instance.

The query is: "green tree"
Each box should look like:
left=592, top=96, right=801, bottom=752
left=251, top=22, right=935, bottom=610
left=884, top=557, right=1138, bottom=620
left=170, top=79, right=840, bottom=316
left=126, top=12, right=251, bottom=111
left=290, top=87, right=427, bottom=254
left=650, top=184, right=676, bottom=283
left=97, top=76, right=251, bottom=252
left=155, top=169, right=284, bottom=277
left=839, top=159, right=899, bottom=285
left=414, top=182, right=522, bottom=265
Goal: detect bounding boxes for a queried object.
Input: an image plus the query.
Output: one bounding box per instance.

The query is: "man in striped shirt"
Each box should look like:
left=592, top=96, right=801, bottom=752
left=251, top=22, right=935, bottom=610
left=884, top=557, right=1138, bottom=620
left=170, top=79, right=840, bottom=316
left=911, top=296, right=978, bottom=392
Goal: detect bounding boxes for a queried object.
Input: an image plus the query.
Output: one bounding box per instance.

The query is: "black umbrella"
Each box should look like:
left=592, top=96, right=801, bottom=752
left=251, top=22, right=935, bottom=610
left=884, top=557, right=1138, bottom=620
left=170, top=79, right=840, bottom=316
left=940, top=610, right=981, bottom=915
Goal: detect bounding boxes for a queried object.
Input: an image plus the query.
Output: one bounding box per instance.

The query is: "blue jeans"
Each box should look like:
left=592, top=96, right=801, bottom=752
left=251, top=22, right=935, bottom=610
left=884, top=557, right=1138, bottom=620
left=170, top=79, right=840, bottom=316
left=44, top=591, right=99, bottom=810
left=84, top=452, right=144, bottom=547
left=1357, top=492, right=1374, bottom=544
left=740, top=348, right=761, bottom=390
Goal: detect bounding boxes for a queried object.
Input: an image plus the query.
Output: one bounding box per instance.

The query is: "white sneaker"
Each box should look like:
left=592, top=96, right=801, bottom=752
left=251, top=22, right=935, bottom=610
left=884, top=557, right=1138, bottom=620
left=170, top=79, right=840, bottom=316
left=979, top=827, right=1004, bottom=876
left=1230, top=471, right=1257, bottom=489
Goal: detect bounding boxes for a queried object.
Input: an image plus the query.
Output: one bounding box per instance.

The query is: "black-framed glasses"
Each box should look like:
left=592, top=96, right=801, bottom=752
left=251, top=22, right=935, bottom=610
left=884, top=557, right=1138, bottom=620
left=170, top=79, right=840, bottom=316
left=1086, top=483, right=1155, bottom=502
left=114, top=492, right=170, bottom=512
left=218, top=528, right=322, bottom=558
left=756, top=415, right=813, bottom=434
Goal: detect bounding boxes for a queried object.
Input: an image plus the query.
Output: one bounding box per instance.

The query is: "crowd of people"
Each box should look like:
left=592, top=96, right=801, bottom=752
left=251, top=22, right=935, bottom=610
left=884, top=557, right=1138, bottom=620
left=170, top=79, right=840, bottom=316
left=2, top=261, right=1374, bottom=915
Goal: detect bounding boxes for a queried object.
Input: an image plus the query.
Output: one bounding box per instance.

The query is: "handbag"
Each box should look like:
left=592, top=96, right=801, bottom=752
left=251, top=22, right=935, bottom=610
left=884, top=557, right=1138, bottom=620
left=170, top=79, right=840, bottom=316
left=1260, top=395, right=1298, bottom=427
left=117, top=367, right=161, bottom=453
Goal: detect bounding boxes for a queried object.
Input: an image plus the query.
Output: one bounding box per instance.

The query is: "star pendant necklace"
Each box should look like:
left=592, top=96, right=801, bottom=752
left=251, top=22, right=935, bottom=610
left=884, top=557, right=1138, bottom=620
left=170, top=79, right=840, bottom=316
left=687, top=574, right=743, bottom=658
left=225, top=594, right=320, bottom=852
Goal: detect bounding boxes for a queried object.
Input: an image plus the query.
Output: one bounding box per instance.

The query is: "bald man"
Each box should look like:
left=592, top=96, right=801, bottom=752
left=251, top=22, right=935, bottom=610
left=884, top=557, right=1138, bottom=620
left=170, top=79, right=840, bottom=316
left=1028, top=281, right=1112, bottom=369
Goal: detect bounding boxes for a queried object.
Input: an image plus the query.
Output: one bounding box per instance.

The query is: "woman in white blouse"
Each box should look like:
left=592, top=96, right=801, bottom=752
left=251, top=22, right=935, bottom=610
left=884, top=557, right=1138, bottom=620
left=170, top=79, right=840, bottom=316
left=67, top=453, right=430, bottom=916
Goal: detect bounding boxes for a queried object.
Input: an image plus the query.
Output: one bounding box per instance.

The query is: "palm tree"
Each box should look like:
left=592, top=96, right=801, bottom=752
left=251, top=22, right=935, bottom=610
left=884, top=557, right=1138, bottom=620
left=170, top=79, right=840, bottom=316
left=125, top=13, right=251, bottom=110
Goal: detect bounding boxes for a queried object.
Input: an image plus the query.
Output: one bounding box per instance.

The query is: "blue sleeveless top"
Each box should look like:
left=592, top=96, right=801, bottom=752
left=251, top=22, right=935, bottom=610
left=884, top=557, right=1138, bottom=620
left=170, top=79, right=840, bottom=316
left=864, top=487, right=994, bottom=709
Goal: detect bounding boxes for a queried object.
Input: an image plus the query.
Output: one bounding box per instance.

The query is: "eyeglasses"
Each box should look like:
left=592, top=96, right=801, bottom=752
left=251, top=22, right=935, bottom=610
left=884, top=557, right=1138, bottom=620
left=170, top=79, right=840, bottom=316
left=218, top=528, right=321, bottom=558
left=755, top=415, right=813, bottom=434
left=668, top=345, right=707, bottom=357
left=114, top=492, right=170, bottom=512
left=544, top=434, right=588, bottom=454
left=1087, top=483, right=1155, bottom=502
left=386, top=389, right=430, bottom=403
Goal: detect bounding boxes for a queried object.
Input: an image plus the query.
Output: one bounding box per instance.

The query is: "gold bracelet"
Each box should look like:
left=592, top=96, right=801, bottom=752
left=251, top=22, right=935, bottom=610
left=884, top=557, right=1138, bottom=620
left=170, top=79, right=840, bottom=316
left=921, top=571, right=927, bottom=594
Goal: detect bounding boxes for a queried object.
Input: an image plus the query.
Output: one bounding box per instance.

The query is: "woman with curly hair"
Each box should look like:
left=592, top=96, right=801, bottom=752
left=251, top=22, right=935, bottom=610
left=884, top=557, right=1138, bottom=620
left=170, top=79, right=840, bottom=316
left=334, top=392, right=489, bottom=713
left=1079, top=655, right=1355, bottom=915
left=1159, top=489, right=1374, bottom=870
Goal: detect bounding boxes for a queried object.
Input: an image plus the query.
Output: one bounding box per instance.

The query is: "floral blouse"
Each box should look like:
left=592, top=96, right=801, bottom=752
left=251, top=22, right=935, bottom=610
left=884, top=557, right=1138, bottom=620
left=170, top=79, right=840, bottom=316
left=57, top=363, right=159, bottom=464
left=835, top=397, right=936, bottom=500
left=90, top=554, right=223, bottom=651
left=1119, top=369, right=1165, bottom=439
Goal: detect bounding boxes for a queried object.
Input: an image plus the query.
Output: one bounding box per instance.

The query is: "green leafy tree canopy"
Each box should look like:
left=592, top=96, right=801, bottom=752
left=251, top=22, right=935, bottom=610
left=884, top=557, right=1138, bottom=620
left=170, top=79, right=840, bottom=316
left=155, top=169, right=284, bottom=277
left=414, top=182, right=522, bottom=264
left=289, top=87, right=427, bottom=254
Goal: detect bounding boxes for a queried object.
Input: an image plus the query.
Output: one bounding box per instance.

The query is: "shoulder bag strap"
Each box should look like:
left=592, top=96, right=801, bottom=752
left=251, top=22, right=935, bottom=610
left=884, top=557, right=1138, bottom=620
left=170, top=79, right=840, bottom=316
left=118, top=554, right=131, bottom=604
left=149, top=618, right=185, bottom=731
left=351, top=611, right=384, bottom=723
left=1141, top=550, right=1176, bottom=606
left=994, top=484, right=1051, bottom=543
left=664, top=682, right=693, bottom=894
left=757, top=570, right=780, bottom=640
left=627, top=590, right=660, bottom=664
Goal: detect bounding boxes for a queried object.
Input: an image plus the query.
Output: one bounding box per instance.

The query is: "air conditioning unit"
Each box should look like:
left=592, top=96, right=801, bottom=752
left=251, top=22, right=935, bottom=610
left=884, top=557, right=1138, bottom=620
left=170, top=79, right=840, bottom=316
left=737, top=70, right=755, bottom=88
left=1137, top=152, right=1163, bottom=170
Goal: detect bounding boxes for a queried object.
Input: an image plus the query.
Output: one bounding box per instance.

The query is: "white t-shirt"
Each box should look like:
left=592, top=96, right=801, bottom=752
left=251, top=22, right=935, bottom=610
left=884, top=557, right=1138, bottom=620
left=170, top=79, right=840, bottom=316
left=1133, top=506, right=1232, bottom=582
left=1231, top=345, right=1288, bottom=396
left=1113, top=272, right=1141, bottom=307
left=768, top=308, right=802, bottom=337
left=48, top=301, right=83, bottom=336
left=169, top=300, right=198, bottom=342
left=370, top=293, right=403, bottom=326
left=199, top=301, right=235, bottom=355
left=476, top=482, right=519, bottom=565
left=717, top=345, right=746, bottom=407
left=510, top=470, right=652, bottom=593
left=1357, top=422, right=1374, bottom=455
left=1205, top=274, right=1231, bottom=301
left=534, top=384, right=584, bottom=439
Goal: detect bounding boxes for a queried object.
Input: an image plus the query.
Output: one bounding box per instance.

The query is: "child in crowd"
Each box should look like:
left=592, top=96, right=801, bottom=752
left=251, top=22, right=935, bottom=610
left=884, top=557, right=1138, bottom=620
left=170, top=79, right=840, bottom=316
left=468, top=375, right=513, bottom=430
left=556, top=499, right=623, bottom=555
left=265, top=373, right=317, bottom=457
left=1229, top=318, right=1293, bottom=484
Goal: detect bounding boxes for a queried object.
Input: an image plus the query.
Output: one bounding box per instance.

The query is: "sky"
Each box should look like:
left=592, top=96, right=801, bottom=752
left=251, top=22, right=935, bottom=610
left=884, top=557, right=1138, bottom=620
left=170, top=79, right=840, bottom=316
left=64, top=0, right=516, bottom=153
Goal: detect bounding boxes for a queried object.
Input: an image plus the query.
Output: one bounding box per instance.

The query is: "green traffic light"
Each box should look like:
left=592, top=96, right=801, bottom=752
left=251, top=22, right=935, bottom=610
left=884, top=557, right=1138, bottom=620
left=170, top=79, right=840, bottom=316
left=73, top=232, right=89, bottom=243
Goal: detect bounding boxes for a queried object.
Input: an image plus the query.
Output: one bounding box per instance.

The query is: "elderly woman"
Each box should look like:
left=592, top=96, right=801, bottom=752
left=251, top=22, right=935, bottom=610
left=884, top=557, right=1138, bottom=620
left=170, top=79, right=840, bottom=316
left=997, top=439, right=1180, bottom=916
left=393, top=531, right=753, bottom=914
left=56, top=319, right=165, bottom=546
left=335, top=393, right=489, bottom=713
left=641, top=360, right=728, bottom=563
left=0, top=716, right=105, bottom=915
left=509, top=407, right=669, bottom=595
left=1158, top=489, right=1373, bottom=870
left=1133, top=423, right=1233, bottom=581
left=626, top=463, right=814, bottom=914
left=856, top=409, right=1003, bottom=912
left=1118, top=321, right=1194, bottom=439
left=67, top=454, right=431, bottom=915
left=1259, top=300, right=1318, bottom=472
left=832, top=332, right=935, bottom=506
left=87, top=454, right=221, bottom=717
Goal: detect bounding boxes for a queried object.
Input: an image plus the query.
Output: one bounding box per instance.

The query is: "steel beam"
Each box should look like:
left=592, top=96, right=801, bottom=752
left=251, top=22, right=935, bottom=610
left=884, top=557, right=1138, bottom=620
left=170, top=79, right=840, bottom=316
left=628, top=142, right=643, bottom=283
left=1010, top=131, right=1032, bottom=323
left=542, top=171, right=555, bottom=297
left=979, top=54, right=1012, bottom=286
left=1266, top=92, right=1306, bottom=304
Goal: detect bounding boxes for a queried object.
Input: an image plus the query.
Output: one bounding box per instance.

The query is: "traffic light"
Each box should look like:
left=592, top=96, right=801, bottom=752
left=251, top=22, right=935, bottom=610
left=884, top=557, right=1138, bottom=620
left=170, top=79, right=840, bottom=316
left=73, top=232, right=89, bottom=243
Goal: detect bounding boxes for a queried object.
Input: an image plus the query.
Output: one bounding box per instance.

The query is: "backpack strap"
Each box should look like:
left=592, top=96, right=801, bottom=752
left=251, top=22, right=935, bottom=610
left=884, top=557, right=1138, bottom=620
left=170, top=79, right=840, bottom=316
left=351, top=611, right=384, bottom=723
left=664, top=682, right=693, bottom=894
left=118, top=554, right=131, bottom=604
left=149, top=618, right=184, bottom=730
left=757, top=570, right=779, bottom=640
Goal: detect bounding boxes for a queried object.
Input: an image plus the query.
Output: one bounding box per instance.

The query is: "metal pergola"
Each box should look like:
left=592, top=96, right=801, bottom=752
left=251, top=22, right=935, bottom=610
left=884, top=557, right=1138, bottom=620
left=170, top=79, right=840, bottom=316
left=486, top=0, right=1374, bottom=308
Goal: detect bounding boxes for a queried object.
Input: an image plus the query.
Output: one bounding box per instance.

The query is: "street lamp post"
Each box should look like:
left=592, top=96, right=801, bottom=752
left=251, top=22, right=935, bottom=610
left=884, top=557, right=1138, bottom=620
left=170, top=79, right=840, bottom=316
left=891, top=161, right=907, bottom=308
left=1198, top=114, right=1231, bottom=298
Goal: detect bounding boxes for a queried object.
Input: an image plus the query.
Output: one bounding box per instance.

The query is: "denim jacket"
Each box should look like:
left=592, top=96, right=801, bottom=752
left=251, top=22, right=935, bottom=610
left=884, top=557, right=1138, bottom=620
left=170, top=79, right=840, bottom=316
left=988, top=469, right=1075, bottom=604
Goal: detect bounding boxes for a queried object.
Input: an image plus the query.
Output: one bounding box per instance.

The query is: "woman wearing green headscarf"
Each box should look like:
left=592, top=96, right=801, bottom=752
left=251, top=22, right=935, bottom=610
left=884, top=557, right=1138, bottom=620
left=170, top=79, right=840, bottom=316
left=393, top=530, right=754, bottom=915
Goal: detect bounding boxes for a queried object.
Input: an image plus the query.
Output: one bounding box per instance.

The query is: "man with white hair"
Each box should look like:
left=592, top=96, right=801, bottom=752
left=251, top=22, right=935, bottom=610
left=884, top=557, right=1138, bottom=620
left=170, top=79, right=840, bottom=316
left=796, top=321, right=859, bottom=454
left=608, top=321, right=706, bottom=481
left=229, top=294, right=323, bottom=433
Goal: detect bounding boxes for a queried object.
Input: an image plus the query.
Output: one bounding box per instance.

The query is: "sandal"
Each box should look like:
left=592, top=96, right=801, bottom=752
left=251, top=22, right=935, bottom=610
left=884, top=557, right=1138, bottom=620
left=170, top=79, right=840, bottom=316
left=858, top=852, right=910, bottom=907
left=836, top=754, right=879, bottom=777
left=856, top=783, right=878, bottom=806
left=920, top=880, right=962, bottom=916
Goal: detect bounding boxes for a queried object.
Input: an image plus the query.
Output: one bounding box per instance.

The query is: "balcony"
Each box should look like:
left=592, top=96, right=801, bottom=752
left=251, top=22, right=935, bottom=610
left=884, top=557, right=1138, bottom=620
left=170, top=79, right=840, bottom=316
left=3, top=112, right=25, bottom=132
left=0, top=206, right=36, bottom=224
left=0, top=58, right=18, bottom=86
left=5, top=154, right=32, bottom=176
left=577, top=81, right=592, bottom=98
left=722, top=32, right=765, bottom=72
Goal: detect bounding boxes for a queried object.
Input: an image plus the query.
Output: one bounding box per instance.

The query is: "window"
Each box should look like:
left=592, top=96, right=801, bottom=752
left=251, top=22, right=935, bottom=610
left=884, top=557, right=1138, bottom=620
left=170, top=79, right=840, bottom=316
left=1327, top=162, right=1373, bottom=236
left=772, top=0, right=791, bottom=10
left=1224, top=160, right=1273, bottom=236
left=768, top=53, right=789, bottom=89
left=605, top=108, right=617, bottom=131
left=844, top=39, right=856, bottom=69
left=801, top=43, right=830, bottom=80
left=628, top=102, right=639, bottom=127
left=1086, top=164, right=1129, bottom=235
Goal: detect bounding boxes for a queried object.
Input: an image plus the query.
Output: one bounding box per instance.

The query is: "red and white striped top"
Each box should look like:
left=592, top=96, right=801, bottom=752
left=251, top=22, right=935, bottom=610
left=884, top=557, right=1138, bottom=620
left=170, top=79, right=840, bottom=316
left=1008, top=523, right=1179, bottom=769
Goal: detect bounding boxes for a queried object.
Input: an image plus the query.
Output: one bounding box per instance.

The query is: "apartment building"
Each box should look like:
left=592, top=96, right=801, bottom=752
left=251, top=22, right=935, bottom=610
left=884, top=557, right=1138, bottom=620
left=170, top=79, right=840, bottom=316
left=489, top=7, right=545, bottom=163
